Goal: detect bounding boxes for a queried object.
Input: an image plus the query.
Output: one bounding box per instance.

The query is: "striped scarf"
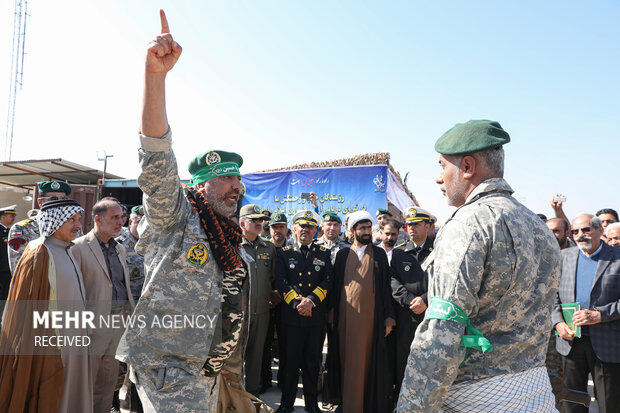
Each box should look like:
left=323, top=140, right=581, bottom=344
left=184, top=186, right=243, bottom=273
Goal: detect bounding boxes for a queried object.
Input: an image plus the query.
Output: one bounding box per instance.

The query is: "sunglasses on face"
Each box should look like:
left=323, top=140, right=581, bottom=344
left=249, top=218, right=264, bottom=223
left=571, top=227, right=592, bottom=236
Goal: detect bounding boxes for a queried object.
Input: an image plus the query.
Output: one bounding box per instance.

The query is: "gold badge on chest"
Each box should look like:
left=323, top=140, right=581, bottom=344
left=187, top=243, right=209, bottom=267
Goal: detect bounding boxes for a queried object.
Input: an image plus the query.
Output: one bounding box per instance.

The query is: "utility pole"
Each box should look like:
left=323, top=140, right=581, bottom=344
left=4, top=0, right=29, bottom=161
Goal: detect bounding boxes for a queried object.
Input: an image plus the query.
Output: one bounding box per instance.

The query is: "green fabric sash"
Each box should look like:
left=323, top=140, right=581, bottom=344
left=425, top=296, right=493, bottom=362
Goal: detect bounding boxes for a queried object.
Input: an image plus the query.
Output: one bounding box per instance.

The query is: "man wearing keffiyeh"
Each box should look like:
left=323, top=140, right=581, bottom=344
left=114, top=10, right=249, bottom=413
left=0, top=199, right=94, bottom=413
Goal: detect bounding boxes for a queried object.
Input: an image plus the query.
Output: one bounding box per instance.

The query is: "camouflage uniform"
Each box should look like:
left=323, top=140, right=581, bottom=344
left=396, top=178, right=562, bottom=412
left=313, top=235, right=350, bottom=264
left=116, top=231, right=145, bottom=302
left=117, top=131, right=244, bottom=412
left=7, top=216, right=40, bottom=272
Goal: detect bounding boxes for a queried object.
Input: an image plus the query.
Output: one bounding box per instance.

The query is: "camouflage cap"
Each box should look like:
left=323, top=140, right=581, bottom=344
left=322, top=211, right=342, bottom=224
left=269, top=212, right=288, bottom=226
left=376, top=208, right=393, bottom=217
left=435, top=120, right=510, bottom=156
left=37, top=181, right=72, bottom=195
left=131, top=205, right=144, bottom=215
left=404, top=206, right=434, bottom=224
left=188, top=150, right=243, bottom=185
left=240, top=204, right=269, bottom=219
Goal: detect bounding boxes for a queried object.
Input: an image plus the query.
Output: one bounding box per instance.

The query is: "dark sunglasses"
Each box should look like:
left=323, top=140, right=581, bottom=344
left=570, top=227, right=591, bottom=236
left=249, top=218, right=264, bottom=223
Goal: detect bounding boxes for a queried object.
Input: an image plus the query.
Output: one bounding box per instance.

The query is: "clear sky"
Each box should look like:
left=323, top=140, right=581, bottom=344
left=1, top=1, right=619, bottom=224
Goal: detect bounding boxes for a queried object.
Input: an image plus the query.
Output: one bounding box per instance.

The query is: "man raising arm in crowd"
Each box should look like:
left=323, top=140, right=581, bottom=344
left=115, top=10, right=246, bottom=412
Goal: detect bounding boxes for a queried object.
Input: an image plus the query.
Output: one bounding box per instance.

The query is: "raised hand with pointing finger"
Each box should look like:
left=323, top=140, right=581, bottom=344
left=146, top=10, right=182, bottom=75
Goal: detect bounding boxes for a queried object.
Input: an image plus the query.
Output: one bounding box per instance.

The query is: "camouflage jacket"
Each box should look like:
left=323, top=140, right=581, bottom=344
left=116, top=130, right=234, bottom=374
left=313, top=235, right=350, bottom=264
left=396, top=178, right=561, bottom=412
left=116, top=231, right=145, bottom=303
left=7, top=216, right=39, bottom=272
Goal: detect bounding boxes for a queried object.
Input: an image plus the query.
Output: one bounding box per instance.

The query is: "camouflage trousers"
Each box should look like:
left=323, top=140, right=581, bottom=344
left=131, top=365, right=219, bottom=413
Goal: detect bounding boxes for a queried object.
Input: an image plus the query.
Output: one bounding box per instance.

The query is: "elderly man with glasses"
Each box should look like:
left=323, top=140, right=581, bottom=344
left=553, top=214, right=620, bottom=413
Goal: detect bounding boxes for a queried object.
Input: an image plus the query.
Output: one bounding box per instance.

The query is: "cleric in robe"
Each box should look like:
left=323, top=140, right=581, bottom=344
left=0, top=199, right=93, bottom=413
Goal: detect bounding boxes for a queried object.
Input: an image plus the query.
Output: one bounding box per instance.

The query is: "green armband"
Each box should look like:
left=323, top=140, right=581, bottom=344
left=425, top=296, right=493, bottom=363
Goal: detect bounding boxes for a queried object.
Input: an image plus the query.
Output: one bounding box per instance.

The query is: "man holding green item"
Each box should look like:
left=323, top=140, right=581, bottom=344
left=396, top=120, right=561, bottom=412
left=115, top=10, right=246, bottom=412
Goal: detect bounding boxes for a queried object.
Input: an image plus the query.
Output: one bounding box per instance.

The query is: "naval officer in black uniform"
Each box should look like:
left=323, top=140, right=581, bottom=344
left=274, top=210, right=333, bottom=413
left=394, top=206, right=436, bottom=264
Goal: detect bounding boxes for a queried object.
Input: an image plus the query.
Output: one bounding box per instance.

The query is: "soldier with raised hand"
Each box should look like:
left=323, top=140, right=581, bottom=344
left=115, top=10, right=246, bottom=412
left=396, top=120, right=561, bottom=412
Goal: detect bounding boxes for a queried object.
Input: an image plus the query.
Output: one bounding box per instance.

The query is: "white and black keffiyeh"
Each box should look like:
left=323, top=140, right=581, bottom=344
left=39, top=199, right=84, bottom=238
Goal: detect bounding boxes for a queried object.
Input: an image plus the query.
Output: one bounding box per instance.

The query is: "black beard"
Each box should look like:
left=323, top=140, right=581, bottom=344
left=356, top=234, right=372, bottom=245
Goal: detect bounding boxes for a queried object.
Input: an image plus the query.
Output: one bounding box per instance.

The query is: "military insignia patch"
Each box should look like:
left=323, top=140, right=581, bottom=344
left=186, top=243, right=209, bottom=267
left=129, top=241, right=135, bottom=248
left=312, top=258, right=325, bottom=266
left=304, top=211, right=313, bottom=219
left=205, top=151, right=221, bottom=165
left=132, top=267, right=140, bottom=276
left=404, top=265, right=411, bottom=272
left=51, top=182, right=61, bottom=190
left=315, top=265, right=321, bottom=271
left=253, top=205, right=260, bottom=213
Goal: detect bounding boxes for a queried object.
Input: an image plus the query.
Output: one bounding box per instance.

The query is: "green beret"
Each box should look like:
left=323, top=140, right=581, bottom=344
left=376, top=208, right=392, bottom=217
left=322, top=211, right=342, bottom=224
left=131, top=205, right=144, bottom=215
left=269, top=212, right=288, bottom=226
left=188, top=150, right=243, bottom=185
left=435, top=120, right=510, bottom=156
left=37, top=181, right=72, bottom=195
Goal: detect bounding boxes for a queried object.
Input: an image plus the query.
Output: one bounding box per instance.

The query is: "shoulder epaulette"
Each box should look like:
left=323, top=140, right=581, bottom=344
left=15, top=219, right=32, bottom=227
left=282, top=246, right=291, bottom=251
left=395, top=241, right=408, bottom=249
left=319, top=246, right=328, bottom=252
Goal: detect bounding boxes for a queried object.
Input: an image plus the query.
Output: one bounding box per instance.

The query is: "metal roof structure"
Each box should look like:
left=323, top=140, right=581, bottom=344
left=0, top=158, right=124, bottom=190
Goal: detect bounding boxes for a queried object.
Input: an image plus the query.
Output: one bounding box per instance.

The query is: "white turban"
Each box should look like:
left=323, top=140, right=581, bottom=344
left=347, top=210, right=374, bottom=230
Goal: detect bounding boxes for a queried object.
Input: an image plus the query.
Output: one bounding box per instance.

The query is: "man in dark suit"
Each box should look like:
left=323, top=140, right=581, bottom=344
left=553, top=213, right=620, bottom=413
left=274, top=210, right=332, bottom=413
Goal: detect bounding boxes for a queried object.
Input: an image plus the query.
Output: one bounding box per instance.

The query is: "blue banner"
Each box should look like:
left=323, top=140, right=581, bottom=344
left=242, top=165, right=388, bottom=223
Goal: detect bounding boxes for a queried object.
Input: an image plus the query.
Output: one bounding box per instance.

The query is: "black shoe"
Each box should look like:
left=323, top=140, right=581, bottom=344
left=275, top=406, right=294, bottom=413
left=304, top=406, right=323, bottom=413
